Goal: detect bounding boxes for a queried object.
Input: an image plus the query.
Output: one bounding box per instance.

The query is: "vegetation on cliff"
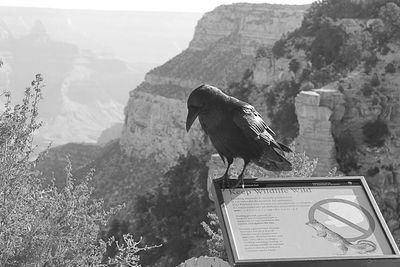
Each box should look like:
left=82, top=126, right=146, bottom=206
left=95, top=152, right=213, bottom=267
left=305, top=0, right=400, bottom=20
left=227, top=0, right=400, bottom=245
left=133, top=153, right=213, bottom=266
left=0, top=75, right=156, bottom=266
left=34, top=130, right=215, bottom=267
left=146, top=45, right=253, bottom=95
left=265, top=80, right=301, bottom=142
left=35, top=143, right=102, bottom=188
left=239, top=0, right=400, bottom=169
left=293, top=0, right=399, bottom=174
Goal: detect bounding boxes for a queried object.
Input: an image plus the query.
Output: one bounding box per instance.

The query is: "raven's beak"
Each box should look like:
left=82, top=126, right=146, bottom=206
left=186, top=107, right=200, bottom=132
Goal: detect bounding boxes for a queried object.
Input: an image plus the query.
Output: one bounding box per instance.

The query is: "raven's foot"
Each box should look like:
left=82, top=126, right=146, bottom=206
left=233, top=174, right=245, bottom=189
left=219, top=173, right=230, bottom=188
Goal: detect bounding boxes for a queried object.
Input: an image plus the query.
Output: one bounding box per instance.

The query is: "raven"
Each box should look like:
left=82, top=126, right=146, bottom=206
left=186, top=84, right=292, bottom=186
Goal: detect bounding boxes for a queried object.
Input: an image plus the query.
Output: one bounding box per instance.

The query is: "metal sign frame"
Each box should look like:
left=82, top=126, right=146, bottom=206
left=211, top=176, right=400, bottom=267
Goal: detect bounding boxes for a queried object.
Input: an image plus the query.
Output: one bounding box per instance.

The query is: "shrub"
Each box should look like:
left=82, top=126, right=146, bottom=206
left=105, top=234, right=162, bottom=267
left=381, top=45, right=391, bottom=55
left=372, top=96, right=379, bottom=105
left=277, top=149, right=318, bottom=178
left=379, top=2, right=400, bottom=39
left=310, top=68, right=335, bottom=87
left=336, top=43, right=362, bottom=71
left=362, top=119, right=389, bottom=147
left=367, top=167, right=380, bottom=177
left=363, top=52, right=378, bottom=74
left=0, top=75, right=152, bottom=266
left=272, top=38, right=286, bottom=58
left=385, top=62, right=396, bottom=73
left=293, top=37, right=310, bottom=51
left=361, top=83, right=374, bottom=97
left=310, top=25, right=345, bottom=69
left=201, top=213, right=227, bottom=260
left=372, top=31, right=392, bottom=51
left=255, top=46, right=269, bottom=59
left=289, top=59, right=300, bottom=73
left=300, top=67, right=312, bottom=81
left=134, top=153, right=212, bottom=266
left=370, top=73, right=380, bottom=87
left=265, top=80, right=300, bottom=142
left=0, top=75, right=103, bottom=265
left=335, top=132, right=360, bottom=173
left=302, top=0, right=400, bottom=21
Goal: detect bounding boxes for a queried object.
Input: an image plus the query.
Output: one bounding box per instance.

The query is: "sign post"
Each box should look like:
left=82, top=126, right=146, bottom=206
left=211, top=176, right=400, bottom=266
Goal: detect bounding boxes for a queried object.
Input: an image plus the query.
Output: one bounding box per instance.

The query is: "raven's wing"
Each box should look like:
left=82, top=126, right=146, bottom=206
left=232, top=104, right=292, bottom=171
left=232, top=104, right=279, bottom=147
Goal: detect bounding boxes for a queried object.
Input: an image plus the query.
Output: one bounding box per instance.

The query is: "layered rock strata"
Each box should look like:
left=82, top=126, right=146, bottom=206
left=121, top=3, right=307, bottom=166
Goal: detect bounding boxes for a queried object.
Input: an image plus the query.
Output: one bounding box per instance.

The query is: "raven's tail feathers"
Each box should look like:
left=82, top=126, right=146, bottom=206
left=277, top=142, right=292, bottom=153
left=254, top=145, right=292, bottom=172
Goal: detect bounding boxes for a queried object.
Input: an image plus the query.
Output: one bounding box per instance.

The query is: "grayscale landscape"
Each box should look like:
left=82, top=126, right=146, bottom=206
left=1, top=1, right=400, bottom=266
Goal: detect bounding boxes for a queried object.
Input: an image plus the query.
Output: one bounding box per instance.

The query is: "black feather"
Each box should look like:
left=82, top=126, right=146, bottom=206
left=278, top=142, right=292, bottom=153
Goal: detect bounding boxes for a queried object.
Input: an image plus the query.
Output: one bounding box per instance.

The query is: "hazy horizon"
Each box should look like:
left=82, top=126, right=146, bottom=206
left=0, top=6, right=201, bottom=145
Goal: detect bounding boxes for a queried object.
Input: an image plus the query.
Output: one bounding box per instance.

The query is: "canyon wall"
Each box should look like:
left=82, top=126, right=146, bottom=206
left=120, top=3, right=307, bottom=167
left=189, top=3, right=306, bottom=55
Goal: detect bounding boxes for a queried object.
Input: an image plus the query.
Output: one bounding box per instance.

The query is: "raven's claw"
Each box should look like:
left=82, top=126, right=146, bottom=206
left=233, top=173, right=245, bottom=189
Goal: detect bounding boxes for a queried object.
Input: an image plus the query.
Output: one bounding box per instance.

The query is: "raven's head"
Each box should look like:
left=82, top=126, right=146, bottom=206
left=186, top=84, right=221, bottom=132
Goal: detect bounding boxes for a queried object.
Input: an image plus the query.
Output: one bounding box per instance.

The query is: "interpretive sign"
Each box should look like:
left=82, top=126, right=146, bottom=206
left=211, top=176, right=400, bottom=266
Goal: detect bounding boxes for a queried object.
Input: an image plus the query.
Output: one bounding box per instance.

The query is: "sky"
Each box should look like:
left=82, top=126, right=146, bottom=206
left=0, top=0, right=313, bottom=13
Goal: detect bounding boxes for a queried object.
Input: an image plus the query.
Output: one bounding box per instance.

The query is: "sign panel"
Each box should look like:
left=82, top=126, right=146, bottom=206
left=211, top=177, right=400, bottom=266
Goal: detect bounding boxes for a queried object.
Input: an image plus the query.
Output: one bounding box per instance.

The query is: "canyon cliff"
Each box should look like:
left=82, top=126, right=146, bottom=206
left=120, top=3, right=307, bottom=169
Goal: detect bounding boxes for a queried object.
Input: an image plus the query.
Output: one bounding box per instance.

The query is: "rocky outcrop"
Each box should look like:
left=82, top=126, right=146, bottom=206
left=145, top=4, right=307, bottom=92
left=190, top=3, right=307, bottom=55
left=121, top=3, right=307, bottom=165
left=121, top=91, right=206, bottom=168
left=295, top=89, right=344, bottom=176
left=252, top=49, right=307, bottom=87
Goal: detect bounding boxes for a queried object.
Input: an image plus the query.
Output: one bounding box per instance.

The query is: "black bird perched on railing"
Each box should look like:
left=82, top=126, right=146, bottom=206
left=186, top=84, right=292, bottom=187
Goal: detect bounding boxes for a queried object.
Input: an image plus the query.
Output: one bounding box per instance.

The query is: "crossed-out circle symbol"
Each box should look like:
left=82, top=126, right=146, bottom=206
left=308, top=198, right=375, bottom=242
